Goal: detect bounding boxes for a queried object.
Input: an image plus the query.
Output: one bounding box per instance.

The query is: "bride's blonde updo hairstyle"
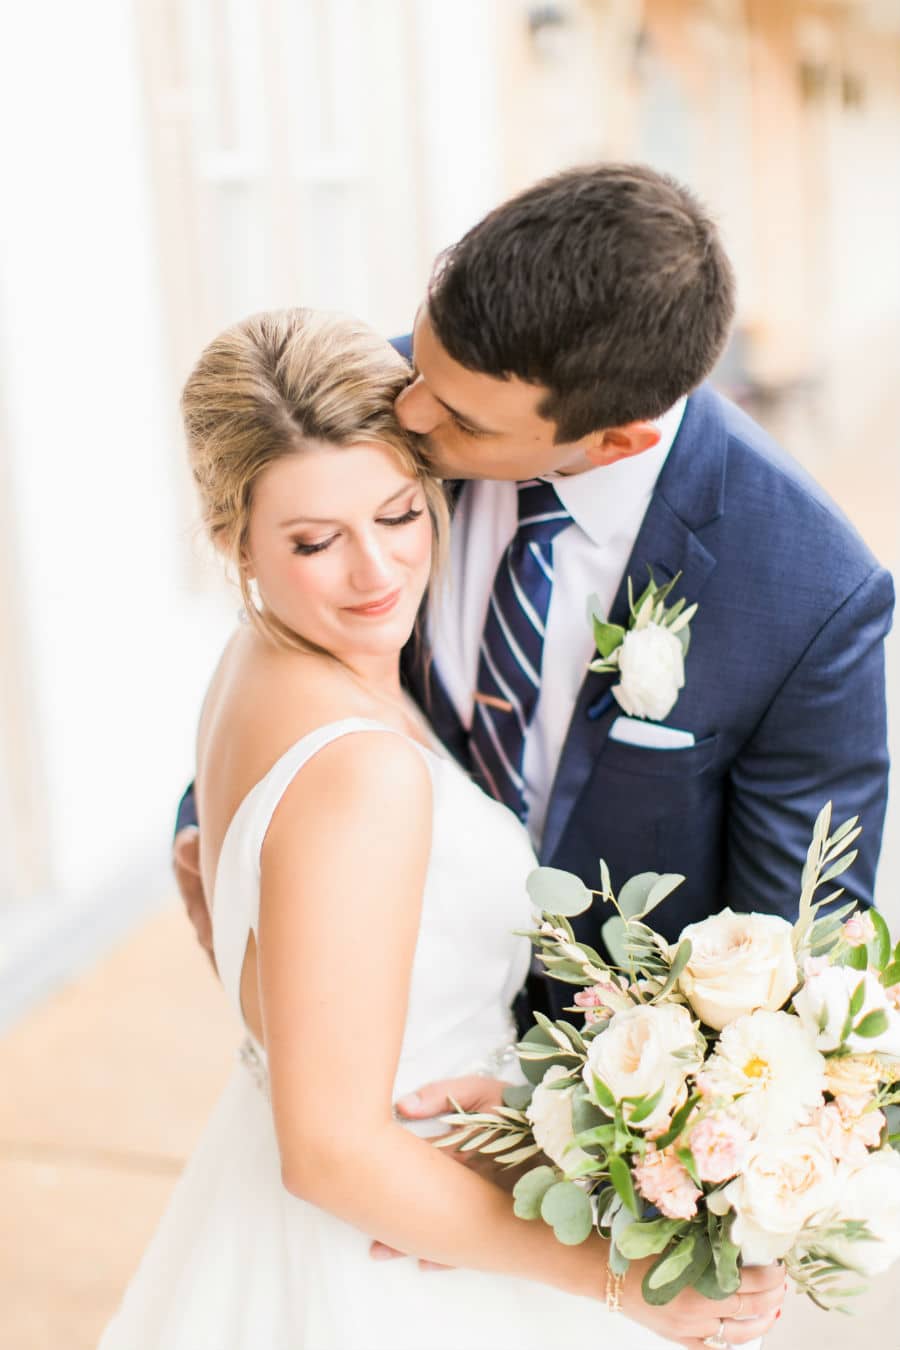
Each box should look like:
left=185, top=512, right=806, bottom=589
left=182, top=307, right=448, bottom=653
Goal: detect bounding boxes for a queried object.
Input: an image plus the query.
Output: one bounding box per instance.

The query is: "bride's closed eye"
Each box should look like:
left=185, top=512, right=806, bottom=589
left=379, top=506, right=424, bottom=528
left=291, top=506, right=425, bottom=556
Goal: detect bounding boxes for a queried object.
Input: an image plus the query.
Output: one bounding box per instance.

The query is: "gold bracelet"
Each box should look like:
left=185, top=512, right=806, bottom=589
left=605, top=1263, right=625, bottom=1313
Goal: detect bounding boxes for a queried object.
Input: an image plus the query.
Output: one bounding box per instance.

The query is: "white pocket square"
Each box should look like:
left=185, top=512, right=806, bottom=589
left=608, top=716, right=696, bottom=750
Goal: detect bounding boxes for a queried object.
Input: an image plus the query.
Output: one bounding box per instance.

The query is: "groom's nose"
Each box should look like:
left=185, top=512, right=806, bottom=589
left=395, top=376, right=441, bottom=434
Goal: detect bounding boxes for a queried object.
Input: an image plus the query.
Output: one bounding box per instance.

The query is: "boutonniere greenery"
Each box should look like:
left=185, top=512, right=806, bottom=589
left=587, top=570, right=697, bottom=722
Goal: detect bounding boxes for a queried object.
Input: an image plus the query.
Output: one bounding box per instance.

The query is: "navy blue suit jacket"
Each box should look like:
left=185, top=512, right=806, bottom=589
left=397, top=371, right=893, bottom=1016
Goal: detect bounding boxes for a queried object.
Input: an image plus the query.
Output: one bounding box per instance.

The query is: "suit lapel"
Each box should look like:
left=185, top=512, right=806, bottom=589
left=540, top=385, right=727, bottom=863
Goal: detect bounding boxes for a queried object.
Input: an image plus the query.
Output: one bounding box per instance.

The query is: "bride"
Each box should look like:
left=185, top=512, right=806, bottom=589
left=99, top=308, right=783, bottom=1350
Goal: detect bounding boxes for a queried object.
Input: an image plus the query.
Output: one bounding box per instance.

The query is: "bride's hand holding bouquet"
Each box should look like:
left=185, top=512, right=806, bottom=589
left=445, top=803, right=900, bottom=1327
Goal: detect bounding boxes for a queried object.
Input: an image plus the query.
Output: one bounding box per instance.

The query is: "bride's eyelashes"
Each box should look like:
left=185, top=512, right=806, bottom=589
left=381, top=505, right=425, bottom=527
left=291, top=507, right=424, bottom=557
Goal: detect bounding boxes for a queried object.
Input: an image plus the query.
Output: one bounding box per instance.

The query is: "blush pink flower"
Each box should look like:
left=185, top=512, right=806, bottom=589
left=843, top=912, right=876, bottom=948
left=633, top=1147, right=702, bottom=1220
left=688, top=1111, right=753, bottom=1183
left=573, top=977, right=631, bottom=1024
left=812, top=1099, right=886, bottom=1166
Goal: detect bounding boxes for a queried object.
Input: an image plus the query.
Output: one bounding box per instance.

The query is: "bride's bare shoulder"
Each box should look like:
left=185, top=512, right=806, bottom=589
left=200, top=627, right=371, bottom=764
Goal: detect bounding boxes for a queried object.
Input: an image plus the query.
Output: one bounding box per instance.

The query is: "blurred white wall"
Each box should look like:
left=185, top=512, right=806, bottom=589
left=0, top=0, right=506, bottom=1024
left=0, top=2, right=234, bottom=1018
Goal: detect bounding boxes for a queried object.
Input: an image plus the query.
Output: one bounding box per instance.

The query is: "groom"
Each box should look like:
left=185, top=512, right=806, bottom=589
left=175, top=161, right=892, bottom=1091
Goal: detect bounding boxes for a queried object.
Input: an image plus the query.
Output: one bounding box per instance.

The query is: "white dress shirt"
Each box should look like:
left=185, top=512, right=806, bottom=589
left=429, top=398, right=686, bottom=846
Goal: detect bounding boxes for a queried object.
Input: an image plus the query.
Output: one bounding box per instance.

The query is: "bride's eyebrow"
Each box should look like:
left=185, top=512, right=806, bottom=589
left=278, top=485, right=415, bottom=530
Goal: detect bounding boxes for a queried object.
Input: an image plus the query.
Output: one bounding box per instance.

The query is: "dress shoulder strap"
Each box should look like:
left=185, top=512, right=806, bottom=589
left=243, top=717, right=406, bottom=865
left=211, top=718, right=421, bottom=1019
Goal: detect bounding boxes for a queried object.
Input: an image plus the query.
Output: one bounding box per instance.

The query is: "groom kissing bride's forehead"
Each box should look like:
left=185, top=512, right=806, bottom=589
left=388, top=160, right=892, bottom=1011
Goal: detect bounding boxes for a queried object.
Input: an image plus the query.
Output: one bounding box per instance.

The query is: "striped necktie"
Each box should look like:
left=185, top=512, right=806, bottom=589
left=468, top=479, right=572, bottom=820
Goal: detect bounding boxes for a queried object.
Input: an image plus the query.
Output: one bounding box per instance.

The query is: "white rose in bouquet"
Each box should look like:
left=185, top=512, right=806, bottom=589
left=825, top=1149, right=900, bottom=1275
left=698, top=1010, right=826, bottom=1134
left=584, top=1002, right=701, bottom=1133
left=718, top=1126, right=839, bottom=1265
left=613, top=623, right=685, bottom=721
left=526, top=1066, right=592, bottom=1172
left=794, top=966, right=900, bottom=1058
left=678, top=909, right=797, bottom=1030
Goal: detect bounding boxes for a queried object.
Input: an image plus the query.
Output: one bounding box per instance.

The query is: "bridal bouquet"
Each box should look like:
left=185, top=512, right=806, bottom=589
left=442, top=805, right=900, bottom=1310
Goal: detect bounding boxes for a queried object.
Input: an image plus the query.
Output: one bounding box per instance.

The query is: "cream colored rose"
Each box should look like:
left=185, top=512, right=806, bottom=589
left=613, top=623, right=685, bottom=722
left=677, top=909, right=797, bottom=1031
left=526, top=1066, right=592, bottom=1173
left=824, top=1053, right=885, bottom=1103
left=721, top=1126, right=839, bottom=1265
left=826, top=1149, right=900, bottom=1275
left=584, top=1002, right=702, bottom=1134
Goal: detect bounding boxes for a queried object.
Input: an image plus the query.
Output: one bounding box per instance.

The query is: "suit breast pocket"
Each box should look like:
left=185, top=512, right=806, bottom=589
left=598, top=732, right=719, bottom=779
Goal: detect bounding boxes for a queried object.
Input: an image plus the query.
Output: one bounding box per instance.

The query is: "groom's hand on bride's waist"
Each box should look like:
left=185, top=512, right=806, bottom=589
left=369, top=1075, right=521, bottom=1271
left=173, top=826, right=217, bottom=971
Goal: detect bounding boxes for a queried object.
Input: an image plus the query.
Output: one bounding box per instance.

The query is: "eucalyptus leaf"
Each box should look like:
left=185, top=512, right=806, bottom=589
left=526, top=867, right=593, bottom=918
left=587, top=1073, right=616, bottom=1112
left=609, top=1153, right=640, bottom=1217
left=854, top=1010, right=889, bottom=1038
left=711, top=1220, right=741, bottom=1294
left=849, top=979, right=867, bottom=1019
left=642, top=873, right=687, bottom=918
left=502, top=1083, right=534, bottom=1112
left=676, top=1146, right=701, bottom=1189
left=653, top=1093, right=701, bottom=1151
left=618, top=873, right=661, bottom=921
left=602, top=915, right=630, bottom=967
left=615, top=1218, right=686, bottom=1259
left=845, top=944, right=868, bottom=971
left=518, top=1025, right=579, bottom=1085
left=540, top=1181, right=594, bottom=1245
left=654, top=939, right=693, bottom=1002
left=512, top=1165, right=558, bottom=1220
left=882, top=961, right=900, bottom=988
left=571, top=1124, right=615, bottom=1150
left=647, top=1235, right=697, bottom=1290
left=571, top=1086, right=610, bottom=1135
left=627, top=1083, right=666, bottom=1126
left=819, top=851, right=859, bottom=888
left=870, top=909, right=891, bottom=971
left=642, top=1233, right=713, bottom=1306
left=497, top=1142, right=543, bottom=1167
left=693, top=1261, right=732, bottom=1300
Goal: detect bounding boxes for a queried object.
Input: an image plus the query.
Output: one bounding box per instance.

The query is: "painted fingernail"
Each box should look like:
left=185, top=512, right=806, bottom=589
left=776, top=1310, right=782, bottom=1320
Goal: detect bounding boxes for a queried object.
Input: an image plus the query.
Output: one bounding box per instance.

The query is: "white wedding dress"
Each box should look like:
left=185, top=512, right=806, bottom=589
left=99, top=719, right=671, bottom=1350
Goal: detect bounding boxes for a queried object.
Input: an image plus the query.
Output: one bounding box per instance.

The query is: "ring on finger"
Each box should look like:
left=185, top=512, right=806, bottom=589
left=702, top=1321, right=730, bottom=1349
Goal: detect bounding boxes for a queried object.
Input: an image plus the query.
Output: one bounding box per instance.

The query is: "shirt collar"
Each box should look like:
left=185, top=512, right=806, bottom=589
left=542, top=396, right=687, bottom=548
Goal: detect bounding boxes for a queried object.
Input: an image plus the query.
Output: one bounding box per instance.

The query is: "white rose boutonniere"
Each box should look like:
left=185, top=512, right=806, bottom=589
left=588, top=569, right=697, bottom=722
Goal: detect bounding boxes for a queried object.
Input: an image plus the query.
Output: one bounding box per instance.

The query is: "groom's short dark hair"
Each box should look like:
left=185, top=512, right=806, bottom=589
left=426, top=163, right=736, bottom=442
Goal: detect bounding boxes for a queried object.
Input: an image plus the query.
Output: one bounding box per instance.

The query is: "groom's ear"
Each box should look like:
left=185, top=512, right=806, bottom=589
left=583, top=421, right=661, bottom=468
